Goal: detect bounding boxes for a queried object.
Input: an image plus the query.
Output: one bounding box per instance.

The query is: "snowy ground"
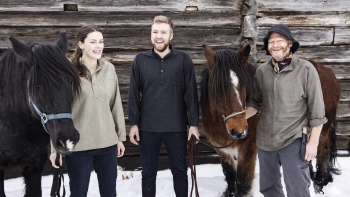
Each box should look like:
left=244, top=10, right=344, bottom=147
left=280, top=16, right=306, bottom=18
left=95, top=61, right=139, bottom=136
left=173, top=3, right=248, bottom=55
left=4, top=151, right=350, bottom=197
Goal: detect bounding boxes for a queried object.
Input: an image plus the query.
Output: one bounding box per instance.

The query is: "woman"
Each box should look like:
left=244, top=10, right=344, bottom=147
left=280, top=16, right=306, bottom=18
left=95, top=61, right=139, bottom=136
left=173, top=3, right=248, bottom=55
left=50, top=26, right=126, bottom=197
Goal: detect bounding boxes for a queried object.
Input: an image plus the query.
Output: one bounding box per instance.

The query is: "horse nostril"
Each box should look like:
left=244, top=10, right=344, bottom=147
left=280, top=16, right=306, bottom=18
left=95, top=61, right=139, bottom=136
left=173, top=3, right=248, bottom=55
left=230, top=129, right=238, bottom=136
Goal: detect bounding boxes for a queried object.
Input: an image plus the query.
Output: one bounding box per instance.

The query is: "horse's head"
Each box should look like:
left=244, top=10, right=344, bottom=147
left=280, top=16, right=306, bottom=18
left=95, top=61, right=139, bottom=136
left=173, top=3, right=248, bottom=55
left=9, top=32, right=81, bottom=154
left=202, top=44, right=253, bottom=139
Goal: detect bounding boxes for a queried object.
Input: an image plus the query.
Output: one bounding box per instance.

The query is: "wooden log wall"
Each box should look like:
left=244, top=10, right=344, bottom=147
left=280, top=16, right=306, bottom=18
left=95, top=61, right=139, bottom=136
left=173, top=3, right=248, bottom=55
left=1, top=0, right=349, bottom=178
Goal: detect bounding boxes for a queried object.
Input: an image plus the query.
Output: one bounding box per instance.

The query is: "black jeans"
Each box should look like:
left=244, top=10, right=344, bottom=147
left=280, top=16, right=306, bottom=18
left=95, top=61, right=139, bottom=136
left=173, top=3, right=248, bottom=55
left=65, top=145, right=118, bottom=197
left=139, top=131, right=188, bottom=197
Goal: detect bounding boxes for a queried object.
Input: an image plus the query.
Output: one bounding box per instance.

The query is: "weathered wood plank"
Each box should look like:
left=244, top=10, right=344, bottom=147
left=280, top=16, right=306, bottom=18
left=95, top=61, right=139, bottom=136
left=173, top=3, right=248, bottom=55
left=257, top=13, right=350, bottom=27
left=257, top=46, right=350, bottom=64
left=335, top=27, right=350, bottom=45
left=0, top=11, right=241, bottom=27
left=257, top=0, right=350, bottom=12
left=0, top=0, right=243, bottom=12
left=0, top=26, right=241, bottom=50
left=257, top=27, right=333, bottom=46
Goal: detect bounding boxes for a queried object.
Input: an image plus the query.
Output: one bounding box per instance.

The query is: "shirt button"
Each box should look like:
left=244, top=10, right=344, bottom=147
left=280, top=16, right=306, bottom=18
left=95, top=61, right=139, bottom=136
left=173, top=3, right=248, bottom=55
left=161, top=70, right=163, bottom=72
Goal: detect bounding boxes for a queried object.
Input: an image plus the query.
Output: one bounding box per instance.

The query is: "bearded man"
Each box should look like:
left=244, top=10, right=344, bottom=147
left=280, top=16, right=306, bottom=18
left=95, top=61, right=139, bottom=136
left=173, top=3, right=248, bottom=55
left=246, top=24, right=327, bottom=197
left=127, top=15, right=199, bottom=197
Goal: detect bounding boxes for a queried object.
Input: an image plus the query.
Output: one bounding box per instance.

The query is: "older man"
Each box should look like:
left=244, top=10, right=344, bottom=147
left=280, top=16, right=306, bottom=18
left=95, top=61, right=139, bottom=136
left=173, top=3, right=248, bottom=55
left=246, top=24, right=327, bottom=197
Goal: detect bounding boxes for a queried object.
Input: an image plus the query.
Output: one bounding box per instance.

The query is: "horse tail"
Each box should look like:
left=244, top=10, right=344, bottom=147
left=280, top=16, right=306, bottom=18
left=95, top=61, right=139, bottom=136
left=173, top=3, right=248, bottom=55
left=330, top=123, right=341, bottom=175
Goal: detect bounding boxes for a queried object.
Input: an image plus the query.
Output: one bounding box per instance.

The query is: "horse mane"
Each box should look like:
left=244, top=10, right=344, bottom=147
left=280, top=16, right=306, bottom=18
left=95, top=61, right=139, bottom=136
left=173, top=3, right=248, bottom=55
left=28, top=42, right=81, bottom=105
left=0, top=49, right=31, bottom=112
left=0, top=42, right=81, bottom=112
left=200, top=49, right=256, bottom=117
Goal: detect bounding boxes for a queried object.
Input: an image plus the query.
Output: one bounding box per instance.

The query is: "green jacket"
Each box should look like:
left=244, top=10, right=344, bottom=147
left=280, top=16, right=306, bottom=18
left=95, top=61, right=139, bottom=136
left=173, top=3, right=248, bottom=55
left=247, top=56, right=327, bottom=151
left=52, top=58, right=126, bottom=153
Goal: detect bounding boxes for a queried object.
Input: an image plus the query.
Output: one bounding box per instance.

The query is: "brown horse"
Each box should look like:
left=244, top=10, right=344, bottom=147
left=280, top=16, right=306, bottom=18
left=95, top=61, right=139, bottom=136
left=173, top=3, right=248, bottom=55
left=200, top=44, right=340, bottom=196
left=200, top=45, right=259, bottom=197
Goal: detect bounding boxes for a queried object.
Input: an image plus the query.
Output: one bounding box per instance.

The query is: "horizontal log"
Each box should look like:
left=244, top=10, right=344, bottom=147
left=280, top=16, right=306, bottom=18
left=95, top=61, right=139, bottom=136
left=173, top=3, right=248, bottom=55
left=0, top=0, right=243, bottom=12
left=257, top=13, right=350, bottom=27
left=335, top=27, right=350, bottom=45
left=0, top=26, right=241, bottom=51
left=0, top=11, right=241, bottom=27
left=257, top=27, right=333, bottom=46
left=257, top=46, right=350, bottom=65
left=258, top=0, right=350, bottom=12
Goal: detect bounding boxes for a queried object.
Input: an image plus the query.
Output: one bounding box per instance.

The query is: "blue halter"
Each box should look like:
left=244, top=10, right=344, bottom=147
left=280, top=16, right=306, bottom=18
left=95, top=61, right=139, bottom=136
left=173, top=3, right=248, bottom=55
left=27, top=81, right=73, bottom=134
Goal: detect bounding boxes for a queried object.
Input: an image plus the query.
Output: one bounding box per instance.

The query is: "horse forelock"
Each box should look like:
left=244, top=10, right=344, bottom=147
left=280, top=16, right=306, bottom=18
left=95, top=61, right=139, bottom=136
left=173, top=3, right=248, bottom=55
left=28, top=43, right=81, bottom=104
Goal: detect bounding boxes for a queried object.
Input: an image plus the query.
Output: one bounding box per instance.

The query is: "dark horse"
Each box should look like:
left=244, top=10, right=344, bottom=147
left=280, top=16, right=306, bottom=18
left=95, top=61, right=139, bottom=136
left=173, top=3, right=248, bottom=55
left=0, top=32, right=81, bottom=197
left=200, top=44, right=340, bottom=196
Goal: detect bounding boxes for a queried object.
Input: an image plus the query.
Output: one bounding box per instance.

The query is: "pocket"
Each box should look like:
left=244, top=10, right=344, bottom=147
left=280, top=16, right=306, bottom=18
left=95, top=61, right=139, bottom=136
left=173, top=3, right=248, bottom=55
left=170, top=68, right=183, bottom=86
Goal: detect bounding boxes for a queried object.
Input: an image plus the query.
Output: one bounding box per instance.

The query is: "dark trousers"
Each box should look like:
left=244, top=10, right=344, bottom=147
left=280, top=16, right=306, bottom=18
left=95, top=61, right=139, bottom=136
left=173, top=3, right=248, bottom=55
left=65, top=145, right=118, bottom=197
left=258, top=139, right=311, bottom=197
left=139, top=131, right=188, bottom=197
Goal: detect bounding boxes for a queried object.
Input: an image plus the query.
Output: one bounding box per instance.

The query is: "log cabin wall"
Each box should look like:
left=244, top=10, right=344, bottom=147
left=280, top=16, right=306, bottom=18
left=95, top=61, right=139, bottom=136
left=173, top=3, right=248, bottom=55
left=0, top=0, right=349, bottom=178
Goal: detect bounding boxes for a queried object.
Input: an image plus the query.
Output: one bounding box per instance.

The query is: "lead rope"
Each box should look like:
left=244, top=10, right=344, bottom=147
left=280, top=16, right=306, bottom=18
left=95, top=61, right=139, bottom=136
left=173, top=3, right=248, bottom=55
left=188, top=135, right=236, bottom=197
left=50, top=153, right=66, bottom=197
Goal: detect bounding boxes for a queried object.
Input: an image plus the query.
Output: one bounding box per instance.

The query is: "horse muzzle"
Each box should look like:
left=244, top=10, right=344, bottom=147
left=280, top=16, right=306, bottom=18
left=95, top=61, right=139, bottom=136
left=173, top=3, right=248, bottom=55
left=229, top=125, right=248, bottom=139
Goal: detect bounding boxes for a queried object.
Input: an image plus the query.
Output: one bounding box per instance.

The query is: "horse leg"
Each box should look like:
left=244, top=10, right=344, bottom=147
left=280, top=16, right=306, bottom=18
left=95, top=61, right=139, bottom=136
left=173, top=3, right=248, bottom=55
left=0, top=169, right=5, bottom=197
left=236, top=142, right=257, bottom=197
left=217, top=149, right=237, bottom=197
left=22, top=151, right=47, bottom=197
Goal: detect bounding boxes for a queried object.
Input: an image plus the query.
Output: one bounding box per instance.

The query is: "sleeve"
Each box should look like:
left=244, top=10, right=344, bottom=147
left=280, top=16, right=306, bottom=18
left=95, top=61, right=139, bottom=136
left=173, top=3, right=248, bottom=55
left=110, top=72, right=126, bottom=142
left=127, top=55, right=142, bottom=126
left=247, top=69, right=264, bottom=112
left=183, top=53, right=199, bottom=126
left=306, top=64, right=328, bottom=127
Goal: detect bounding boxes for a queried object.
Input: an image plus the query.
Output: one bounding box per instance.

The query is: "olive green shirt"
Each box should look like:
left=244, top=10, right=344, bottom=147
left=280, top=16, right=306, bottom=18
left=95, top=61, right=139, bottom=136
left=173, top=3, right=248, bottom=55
left=52, top=58, right=126, bottom=152
left=247, top=56, right=327, bottom=151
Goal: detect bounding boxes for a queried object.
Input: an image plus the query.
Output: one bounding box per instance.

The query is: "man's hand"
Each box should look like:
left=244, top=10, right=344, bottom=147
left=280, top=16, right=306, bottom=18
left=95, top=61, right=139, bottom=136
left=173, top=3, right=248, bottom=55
left=305, top=124, right=322, bottom=161
left=187, top=126, right=200, bottom=143
left=129, top=125, right=140, bottom=145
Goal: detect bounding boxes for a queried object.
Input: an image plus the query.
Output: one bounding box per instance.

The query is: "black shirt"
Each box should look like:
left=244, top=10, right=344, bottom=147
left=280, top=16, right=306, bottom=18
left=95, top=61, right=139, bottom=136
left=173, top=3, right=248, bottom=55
left=127, top=46, right=199, bottom=132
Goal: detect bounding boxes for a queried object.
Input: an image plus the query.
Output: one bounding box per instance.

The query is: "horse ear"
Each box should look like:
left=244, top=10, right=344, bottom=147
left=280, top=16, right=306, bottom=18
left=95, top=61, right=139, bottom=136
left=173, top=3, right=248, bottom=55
left=237, top=44, right=251, bottom=65
left=55, top=32, right=68, bottom=54
left=202, top=44, right=216, bottom=71
left=9, top=37, right=32, bottom=59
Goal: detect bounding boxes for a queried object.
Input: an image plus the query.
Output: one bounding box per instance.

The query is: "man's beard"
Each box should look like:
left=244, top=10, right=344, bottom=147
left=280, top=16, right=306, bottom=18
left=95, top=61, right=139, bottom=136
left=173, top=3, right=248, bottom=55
left=153, top=41, right=169, bottom=53
left=270, top=47, right=290, bottom=61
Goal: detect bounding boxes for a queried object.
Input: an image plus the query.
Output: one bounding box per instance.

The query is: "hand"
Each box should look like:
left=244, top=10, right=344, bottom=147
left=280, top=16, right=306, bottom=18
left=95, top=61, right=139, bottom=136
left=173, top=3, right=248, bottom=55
left=187, top=126, right=200, bottom=144
left=129, top=125, right=140, bottom=145
left=305, top=140, right=318, bottom=161
left=117, top=141, right=125, bottom=157
left=49, top=152, right=62, bottom=169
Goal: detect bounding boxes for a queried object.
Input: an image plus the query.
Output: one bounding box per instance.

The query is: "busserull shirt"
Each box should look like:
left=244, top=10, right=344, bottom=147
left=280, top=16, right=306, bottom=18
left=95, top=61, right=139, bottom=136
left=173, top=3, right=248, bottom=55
left=247, top=56, right=327, bottom=151
left=128, top=46, right=199, bottom=132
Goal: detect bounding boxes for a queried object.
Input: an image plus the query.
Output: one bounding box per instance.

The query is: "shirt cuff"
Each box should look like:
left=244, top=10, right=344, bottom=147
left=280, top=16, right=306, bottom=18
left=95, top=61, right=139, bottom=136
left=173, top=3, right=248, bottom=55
left=309, top=117, right=328, bottom=127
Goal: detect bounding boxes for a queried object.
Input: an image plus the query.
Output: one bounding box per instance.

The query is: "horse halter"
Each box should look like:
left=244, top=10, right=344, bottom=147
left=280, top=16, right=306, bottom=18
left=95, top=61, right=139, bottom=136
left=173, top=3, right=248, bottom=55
left=27, top=81, right=73, bottom=134
left=220, top=109, right=247, bottom=122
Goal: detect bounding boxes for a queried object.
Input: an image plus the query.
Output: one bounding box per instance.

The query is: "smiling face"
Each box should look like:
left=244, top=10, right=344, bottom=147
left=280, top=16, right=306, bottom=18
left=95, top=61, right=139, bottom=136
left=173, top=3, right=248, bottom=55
left=79, top=31, right=104, bottom=61
left=267, top=32, right=293, bottom=61
left=151, top=22, right=173, bottom=53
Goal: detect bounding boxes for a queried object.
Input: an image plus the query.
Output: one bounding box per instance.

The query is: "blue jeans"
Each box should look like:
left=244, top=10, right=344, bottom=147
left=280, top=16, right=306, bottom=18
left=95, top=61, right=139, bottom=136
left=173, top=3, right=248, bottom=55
left=64, top=145, right=118, bottom=197
left=139, top=131, right=188, bottom=197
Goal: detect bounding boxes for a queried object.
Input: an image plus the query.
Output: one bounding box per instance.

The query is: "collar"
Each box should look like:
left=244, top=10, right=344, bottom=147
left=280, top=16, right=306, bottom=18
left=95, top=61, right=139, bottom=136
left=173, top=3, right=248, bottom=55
left=271, top=53, right=293, bottom=73
left=152, top=45, right=173, bottom=59
left=79, top=57, right=103, bottom=77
